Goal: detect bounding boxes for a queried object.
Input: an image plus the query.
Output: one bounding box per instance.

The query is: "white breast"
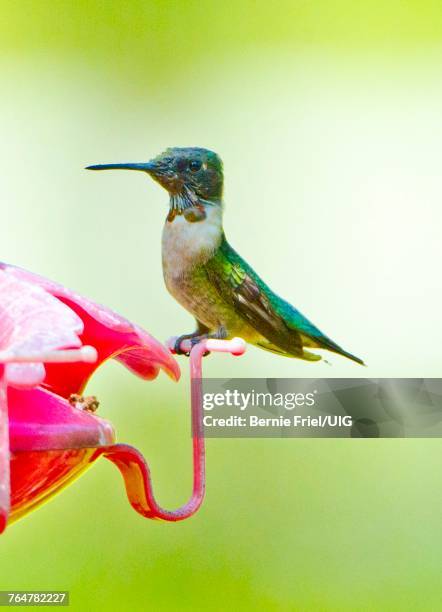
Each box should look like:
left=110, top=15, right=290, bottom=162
left=162, top=205, right=223, bottom=279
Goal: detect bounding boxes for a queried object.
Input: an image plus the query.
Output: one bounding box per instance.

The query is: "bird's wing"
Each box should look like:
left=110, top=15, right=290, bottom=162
left=205, top=238, right=364, bottom=365
left=204, top=239, right=304, bottom=356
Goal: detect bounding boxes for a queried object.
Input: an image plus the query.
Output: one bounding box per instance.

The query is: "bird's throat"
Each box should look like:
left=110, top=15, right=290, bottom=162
left=162, top=204, right=224, bottom=278
left=169, top=185, right=199, bottom=214
left=168, top=204, right=207, bottom=223
left=168, top=187, right=222, bottom=221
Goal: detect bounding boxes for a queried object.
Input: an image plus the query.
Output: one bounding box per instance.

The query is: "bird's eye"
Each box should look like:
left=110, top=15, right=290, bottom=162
left=189, top=159, right=202, bottom=172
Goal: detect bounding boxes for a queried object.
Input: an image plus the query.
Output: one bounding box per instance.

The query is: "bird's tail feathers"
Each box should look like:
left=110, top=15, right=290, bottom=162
left=302, top=333, right=365, bottom=366
left=331, top=346, right=365, bottom=366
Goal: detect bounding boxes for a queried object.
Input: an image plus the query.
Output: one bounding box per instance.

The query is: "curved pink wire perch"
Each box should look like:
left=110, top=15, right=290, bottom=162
left=101, top=337, right=246, bottom=521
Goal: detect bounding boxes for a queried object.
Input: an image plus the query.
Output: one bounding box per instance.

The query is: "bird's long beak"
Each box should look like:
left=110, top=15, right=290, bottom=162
left=85, top=162, right=156, bottom=173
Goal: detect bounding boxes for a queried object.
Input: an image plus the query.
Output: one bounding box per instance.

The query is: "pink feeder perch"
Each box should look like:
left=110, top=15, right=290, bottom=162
left=0, top=263, right=246, bottom=531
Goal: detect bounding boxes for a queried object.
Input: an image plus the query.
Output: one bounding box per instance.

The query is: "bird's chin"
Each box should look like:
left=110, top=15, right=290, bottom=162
left=150, top=173, right=183, bottom=195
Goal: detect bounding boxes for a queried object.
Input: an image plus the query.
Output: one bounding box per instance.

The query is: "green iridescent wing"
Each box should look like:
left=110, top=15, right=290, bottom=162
left=205, top=237, right=364, bottom=364
left=205, top=241, right=303, bottom=355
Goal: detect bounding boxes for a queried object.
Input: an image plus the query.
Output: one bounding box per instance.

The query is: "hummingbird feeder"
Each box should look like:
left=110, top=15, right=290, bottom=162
left=0, top=262, right=245, bottom=532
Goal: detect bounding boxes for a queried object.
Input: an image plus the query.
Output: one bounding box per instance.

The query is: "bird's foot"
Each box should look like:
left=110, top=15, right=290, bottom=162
left=189, top=335, right=211, bottom=357
left=173, top=327, right=227, bottom=357
left=173, top=333, right=206, bottom=356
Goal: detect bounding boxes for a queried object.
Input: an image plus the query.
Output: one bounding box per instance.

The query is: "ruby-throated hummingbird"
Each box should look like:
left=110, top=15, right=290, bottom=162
left=87, top=147, right=363, bottom=364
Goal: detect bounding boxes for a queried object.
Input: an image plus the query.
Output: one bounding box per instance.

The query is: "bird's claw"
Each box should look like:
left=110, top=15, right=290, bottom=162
left=173, top=335, right=211, bottom=357
left=174, top=336, right=191, bottom=355
left=190, top=336, right=211, bottom=357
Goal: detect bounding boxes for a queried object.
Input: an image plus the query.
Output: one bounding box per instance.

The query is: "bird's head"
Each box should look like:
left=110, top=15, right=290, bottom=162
left=87, top=147, right=224, bottom=205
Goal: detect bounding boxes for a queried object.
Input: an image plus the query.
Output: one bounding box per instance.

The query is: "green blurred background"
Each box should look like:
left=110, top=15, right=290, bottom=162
left=1, top=1, right=442, bottom=610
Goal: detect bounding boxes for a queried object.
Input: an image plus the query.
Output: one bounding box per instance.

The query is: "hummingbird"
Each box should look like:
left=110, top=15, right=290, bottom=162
left=87, top=147, right=363, bottom=364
